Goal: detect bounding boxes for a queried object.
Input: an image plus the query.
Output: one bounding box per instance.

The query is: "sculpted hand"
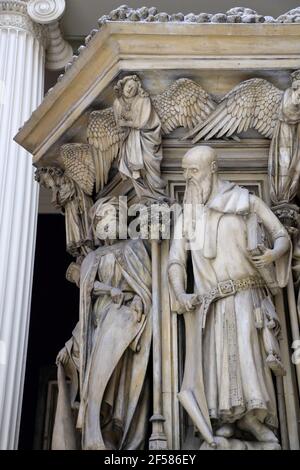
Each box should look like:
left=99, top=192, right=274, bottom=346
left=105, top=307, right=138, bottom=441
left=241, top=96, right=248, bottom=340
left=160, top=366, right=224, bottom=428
left=251, top=248, right=277, bottom=268
left=111, top=287, right=124, bottom=305
left=56, top=346, right=69, bottom=366
left=92, top=281, right=104, bottom=297
left=177, top=293, right=201, bottom=313
left=131, top=295, right=143, bottom=322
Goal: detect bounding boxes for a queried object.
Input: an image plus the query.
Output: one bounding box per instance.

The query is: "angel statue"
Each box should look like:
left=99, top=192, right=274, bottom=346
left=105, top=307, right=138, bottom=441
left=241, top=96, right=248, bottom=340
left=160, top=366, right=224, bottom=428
left=111, top=74, right=166, bottom=202
left=185, top=70, right=300, bottom=208
left=52, top=197, right=152, bottom=450
left=63, top=75, right=215, bottom=202
left=35, top=143, right=95, bottom=257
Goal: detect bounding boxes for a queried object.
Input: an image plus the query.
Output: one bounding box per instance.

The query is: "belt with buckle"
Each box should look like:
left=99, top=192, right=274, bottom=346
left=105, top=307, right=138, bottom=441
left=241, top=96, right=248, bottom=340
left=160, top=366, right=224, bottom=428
left=198, top=275, right=266, bottom=328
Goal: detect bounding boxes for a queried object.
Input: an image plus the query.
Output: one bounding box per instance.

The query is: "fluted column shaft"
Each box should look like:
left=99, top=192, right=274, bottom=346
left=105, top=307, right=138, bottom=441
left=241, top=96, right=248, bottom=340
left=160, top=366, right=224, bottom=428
left=0, top=1, right=46, bottom=449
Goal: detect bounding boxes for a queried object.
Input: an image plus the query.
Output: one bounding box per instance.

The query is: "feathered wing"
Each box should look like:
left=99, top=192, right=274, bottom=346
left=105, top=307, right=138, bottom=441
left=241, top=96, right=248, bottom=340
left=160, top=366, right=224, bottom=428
left=152, top=78, right=216, bottom=135
left=87, top=108, right=125, bottom=193
left=61, top=143, right=95, bottom=196
left=186, top=78, right=284, bottom=143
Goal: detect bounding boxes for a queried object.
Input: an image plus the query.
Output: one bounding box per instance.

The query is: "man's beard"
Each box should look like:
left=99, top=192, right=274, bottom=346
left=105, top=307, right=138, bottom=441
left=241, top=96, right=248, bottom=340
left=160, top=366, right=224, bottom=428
left=183, top=179, right=212, bottom=206
left=183, top=179, right=213, bottom=239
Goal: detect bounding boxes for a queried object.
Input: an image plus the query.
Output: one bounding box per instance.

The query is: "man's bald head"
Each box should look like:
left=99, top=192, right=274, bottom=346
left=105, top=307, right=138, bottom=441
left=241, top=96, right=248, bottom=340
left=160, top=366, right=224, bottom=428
left=182, top=146, right=217, bottom=172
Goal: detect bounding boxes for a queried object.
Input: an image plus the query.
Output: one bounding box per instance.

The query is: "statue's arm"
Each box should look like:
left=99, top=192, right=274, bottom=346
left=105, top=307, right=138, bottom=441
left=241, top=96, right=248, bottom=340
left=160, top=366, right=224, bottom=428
left=93, top=280, right=114, bottom=295
left=168, top=216, right=199, bottom=312
left=56, top=322, right=79, bottom=367
left=250, top=195, right=290, bottom=267
left=168, top=261, right=186, bottom=299
left=168, top=215, right=187, bottom=296
left=93, top=280, right=124, bottom=303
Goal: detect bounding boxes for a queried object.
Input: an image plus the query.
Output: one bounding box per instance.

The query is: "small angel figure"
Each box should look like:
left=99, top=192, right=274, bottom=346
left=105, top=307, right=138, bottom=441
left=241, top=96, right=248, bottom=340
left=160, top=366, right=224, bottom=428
left=186, top=70, right=300, bottom=207
left=113, top=75, right=166, bottom=202
left=35, top=143, right=95, bottom=257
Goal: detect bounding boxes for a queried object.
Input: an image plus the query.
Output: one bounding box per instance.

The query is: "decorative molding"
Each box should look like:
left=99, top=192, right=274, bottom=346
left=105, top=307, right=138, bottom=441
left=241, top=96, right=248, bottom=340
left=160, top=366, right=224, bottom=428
left=0, top=0, right=46, bottom=44
left=45, top=4, right=300, bottom=94
left=15, top=13, right=300, bottom=163
left=278, top=8, right=300, bottom=23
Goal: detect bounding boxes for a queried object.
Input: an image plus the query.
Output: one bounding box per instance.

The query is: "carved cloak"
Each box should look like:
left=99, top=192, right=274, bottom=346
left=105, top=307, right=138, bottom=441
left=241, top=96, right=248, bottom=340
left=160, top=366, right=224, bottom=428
left=53, top=239, right=152, bottom=450
left=113, top=95, right=166, bottom=200
left=78, top=239, right=152, bottom=450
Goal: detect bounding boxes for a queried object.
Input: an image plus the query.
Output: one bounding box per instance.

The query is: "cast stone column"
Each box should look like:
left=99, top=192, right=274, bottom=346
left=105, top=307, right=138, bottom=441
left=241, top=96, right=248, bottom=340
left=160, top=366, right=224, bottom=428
left=0, top=0, right=69, bottom=449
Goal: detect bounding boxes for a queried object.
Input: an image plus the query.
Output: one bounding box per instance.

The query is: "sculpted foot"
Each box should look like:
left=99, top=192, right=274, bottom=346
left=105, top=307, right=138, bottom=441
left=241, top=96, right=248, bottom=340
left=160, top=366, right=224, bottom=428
left=237, top=414, right=278, bottom=443
left=215, top=424, right=235, bottom=438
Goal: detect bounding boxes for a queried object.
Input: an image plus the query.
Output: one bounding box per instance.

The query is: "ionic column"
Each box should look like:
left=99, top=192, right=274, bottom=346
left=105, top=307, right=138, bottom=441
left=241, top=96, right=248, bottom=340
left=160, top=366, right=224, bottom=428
left=0, top=0, right=70, bottom=450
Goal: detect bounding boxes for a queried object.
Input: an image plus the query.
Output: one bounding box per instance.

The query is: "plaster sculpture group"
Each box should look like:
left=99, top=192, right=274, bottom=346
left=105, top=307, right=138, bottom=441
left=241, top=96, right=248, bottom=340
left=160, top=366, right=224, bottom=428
left=15, top=4, right=300, bottom=451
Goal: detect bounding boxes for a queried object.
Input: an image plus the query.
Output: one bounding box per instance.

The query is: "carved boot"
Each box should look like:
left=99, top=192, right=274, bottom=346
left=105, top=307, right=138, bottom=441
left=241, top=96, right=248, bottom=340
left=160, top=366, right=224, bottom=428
left=266, top=354, right=286, bottom=376
left=237, top=413, right=278, bottom=443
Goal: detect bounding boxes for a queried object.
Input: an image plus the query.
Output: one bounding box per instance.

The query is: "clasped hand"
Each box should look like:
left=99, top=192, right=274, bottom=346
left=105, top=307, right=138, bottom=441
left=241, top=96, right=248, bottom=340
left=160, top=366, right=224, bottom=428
left=130, top=295, right=143, bottom=322
left=251, top=247, right=277, bottom=268
left=177, top=293, right=201, bottom=313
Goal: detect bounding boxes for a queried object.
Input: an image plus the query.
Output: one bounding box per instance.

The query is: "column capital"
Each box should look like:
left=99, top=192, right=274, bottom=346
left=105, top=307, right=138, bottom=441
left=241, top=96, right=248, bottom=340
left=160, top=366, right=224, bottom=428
left=27, top=0, right=65, bottom=24
left=27, top=0, right=73, bottom=71
left=0, top=0, right=72, bottom=70
left=0, top=1, right=47, bottom=45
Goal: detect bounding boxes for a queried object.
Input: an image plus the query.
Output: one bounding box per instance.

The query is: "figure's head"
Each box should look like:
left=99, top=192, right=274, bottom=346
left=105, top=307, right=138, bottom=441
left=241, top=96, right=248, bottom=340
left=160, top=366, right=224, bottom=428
left=123, top=78, right=139, bottom=98
left=291, top=70, right=300, bottom=104
left=182, top=146, right=218, bottom=204
left=35, top=168, right=64, bottom=206
left=114, top=74, right=148, bottom=99
left=90, top=197, right=127, bottom=243
left=35, top=167, right=63, bottom=186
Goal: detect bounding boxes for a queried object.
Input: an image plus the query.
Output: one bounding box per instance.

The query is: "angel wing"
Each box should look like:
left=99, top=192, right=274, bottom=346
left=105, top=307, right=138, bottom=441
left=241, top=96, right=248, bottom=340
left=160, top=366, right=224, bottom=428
left=186, top=78, right=283, bottom=143
left=151, top=78, right=216, bottom=135
left=87, top=108, right=125, bottom=193
left=61, top=143, right=95, bottom=196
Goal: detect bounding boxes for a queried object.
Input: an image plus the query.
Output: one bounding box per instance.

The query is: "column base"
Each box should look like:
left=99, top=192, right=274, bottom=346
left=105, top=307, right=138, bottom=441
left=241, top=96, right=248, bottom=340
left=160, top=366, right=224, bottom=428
left=149, top=414, right=168, bottom=450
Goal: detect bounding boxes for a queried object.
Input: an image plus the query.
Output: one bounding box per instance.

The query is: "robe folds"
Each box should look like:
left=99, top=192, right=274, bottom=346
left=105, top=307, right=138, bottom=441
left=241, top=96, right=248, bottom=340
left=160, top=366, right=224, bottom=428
left=169, top=181, right=291, bottom=430
left=52, top=239, right=152, bottom=450
left=113, top=95, right=166, bottom=201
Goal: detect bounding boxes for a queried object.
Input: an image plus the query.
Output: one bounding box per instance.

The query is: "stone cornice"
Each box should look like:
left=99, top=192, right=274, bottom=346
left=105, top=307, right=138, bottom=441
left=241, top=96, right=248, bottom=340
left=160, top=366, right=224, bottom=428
left=14, top=20, right=300, bottom=165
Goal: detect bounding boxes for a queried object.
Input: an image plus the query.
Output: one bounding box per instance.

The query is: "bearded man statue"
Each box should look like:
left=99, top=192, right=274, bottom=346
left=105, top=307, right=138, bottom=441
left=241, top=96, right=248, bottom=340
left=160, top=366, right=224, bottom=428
left=168, top=146, right=291, bottom=450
